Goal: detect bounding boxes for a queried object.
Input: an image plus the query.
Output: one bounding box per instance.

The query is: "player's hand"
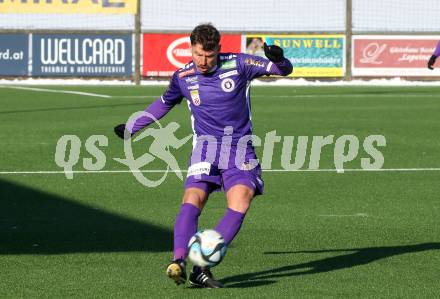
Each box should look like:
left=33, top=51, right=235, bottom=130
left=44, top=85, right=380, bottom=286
left=428, top=55, right=437, bottom=70
left=264, top=42, right=285, bottom=63
left=114, top=124, right=131, bottom=140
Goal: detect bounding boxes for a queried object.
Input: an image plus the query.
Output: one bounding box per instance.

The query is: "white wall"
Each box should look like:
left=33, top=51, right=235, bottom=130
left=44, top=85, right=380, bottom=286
left=353, top=0, right=440, bottom=32
left=1, top=1, right=439, bottom=32
left=141, top=0, right=346, bottom=32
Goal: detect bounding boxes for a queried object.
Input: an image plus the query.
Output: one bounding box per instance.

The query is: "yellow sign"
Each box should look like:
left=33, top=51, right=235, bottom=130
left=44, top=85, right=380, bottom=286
left=290, top=68, right=345, bottom=77
left=0, top=0, right=137, bottom=14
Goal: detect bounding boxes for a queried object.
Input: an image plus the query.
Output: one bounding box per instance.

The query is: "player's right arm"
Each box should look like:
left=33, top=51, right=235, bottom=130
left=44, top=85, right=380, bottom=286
left=428, top=40, right=440, bottom=70
left=114, top=72, right=183, bottom=139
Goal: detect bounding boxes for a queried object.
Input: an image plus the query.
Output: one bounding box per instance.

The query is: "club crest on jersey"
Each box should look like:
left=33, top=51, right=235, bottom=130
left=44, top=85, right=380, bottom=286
left=221, top=78, right=235, bottom=92
left=190, top=90, right=201, bottom=106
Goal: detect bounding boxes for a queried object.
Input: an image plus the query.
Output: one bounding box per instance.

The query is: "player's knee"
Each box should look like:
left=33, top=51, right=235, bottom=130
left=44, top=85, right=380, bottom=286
left=226, top=185, right=254, bottom=213
left=182, top=188, right=208, bottom=209
left=230, top=199, right=251, bottom=213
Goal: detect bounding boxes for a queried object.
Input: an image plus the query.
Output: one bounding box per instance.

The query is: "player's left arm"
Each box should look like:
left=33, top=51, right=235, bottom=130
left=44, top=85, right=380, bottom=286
left=238, top=43, right=293, bottom=80
left=263, top=42, right=293, bottom=76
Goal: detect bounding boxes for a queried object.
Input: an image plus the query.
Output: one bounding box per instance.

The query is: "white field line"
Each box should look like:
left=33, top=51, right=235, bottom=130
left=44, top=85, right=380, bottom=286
left=318, top=213, right=369, bottom=217
left=0, top=85, right=112, bottom=98
left=1, top=168, right=440, bottom=175
left=2, top=85, right=440, bottom=100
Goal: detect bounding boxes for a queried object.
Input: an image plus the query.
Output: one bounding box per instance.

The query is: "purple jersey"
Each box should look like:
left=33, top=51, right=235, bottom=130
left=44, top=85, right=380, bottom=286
left=161, top=53, right=292, bottom=144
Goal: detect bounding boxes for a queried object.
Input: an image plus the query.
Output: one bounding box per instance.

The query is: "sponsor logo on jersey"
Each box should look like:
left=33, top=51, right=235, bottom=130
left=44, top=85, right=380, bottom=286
left=187, top=162, right=211, bottom=177
left=219, top=69, right=238, bottom=79
left=178, top=68, right=195, bottom=78
left=221, top=78, right=235, bottom=92
left=220, top=59, right=237, bottom=70
left=185, top=75, right=198, bottom=84
left=245, top=58, right=265, bottom=68
left=187, top=84, right=199, bottom=90
left=190, top=89, right=201, bottom=106
left=220, top=54, right=237, bottom=60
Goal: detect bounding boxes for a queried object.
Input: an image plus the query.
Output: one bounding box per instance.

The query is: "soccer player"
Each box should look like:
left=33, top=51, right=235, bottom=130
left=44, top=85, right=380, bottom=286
left=114, top=23, right=292, bottom=288
left=428, top=40, right=440, bottom=69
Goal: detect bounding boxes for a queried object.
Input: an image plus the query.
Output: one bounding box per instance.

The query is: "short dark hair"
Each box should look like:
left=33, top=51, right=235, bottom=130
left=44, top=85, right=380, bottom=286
left=190, top=23, right=221, bottom=51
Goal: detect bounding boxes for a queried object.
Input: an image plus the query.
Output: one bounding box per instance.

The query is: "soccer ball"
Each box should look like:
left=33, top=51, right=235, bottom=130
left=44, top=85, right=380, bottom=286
left=188, top=229, right=227, bottom=268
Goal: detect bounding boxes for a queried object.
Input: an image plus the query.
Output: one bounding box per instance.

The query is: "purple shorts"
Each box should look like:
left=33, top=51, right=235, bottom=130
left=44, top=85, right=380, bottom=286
left=184, top=142, right=264, bottom=195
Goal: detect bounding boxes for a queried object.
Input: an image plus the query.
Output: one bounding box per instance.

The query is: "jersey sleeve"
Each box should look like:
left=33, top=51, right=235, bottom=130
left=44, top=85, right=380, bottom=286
left=126, top=72, right=182, bottom=134
left=126, top=98, right=174, bottom=135
left=237, top=53, right=293, bottom=80
left=237, top=53, right=273, bottom=80
left=161, top=71, right=184, bottom=105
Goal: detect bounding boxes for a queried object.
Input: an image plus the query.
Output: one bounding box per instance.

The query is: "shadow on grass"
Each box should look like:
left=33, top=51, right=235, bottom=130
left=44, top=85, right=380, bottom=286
left=0, top=178, right=172, bottom=254
left=222, top=242, right=440, bottom=288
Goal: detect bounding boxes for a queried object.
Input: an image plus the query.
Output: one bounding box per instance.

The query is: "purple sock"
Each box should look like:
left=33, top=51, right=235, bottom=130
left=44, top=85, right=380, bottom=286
left=173, top=203, right=201, bottom=261
left=215, top=208, right=246, bottom=245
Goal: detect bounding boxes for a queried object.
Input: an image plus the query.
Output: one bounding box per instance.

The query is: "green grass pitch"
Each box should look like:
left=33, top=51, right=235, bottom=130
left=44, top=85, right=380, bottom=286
left=1, top=85, right=440, bottom=298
